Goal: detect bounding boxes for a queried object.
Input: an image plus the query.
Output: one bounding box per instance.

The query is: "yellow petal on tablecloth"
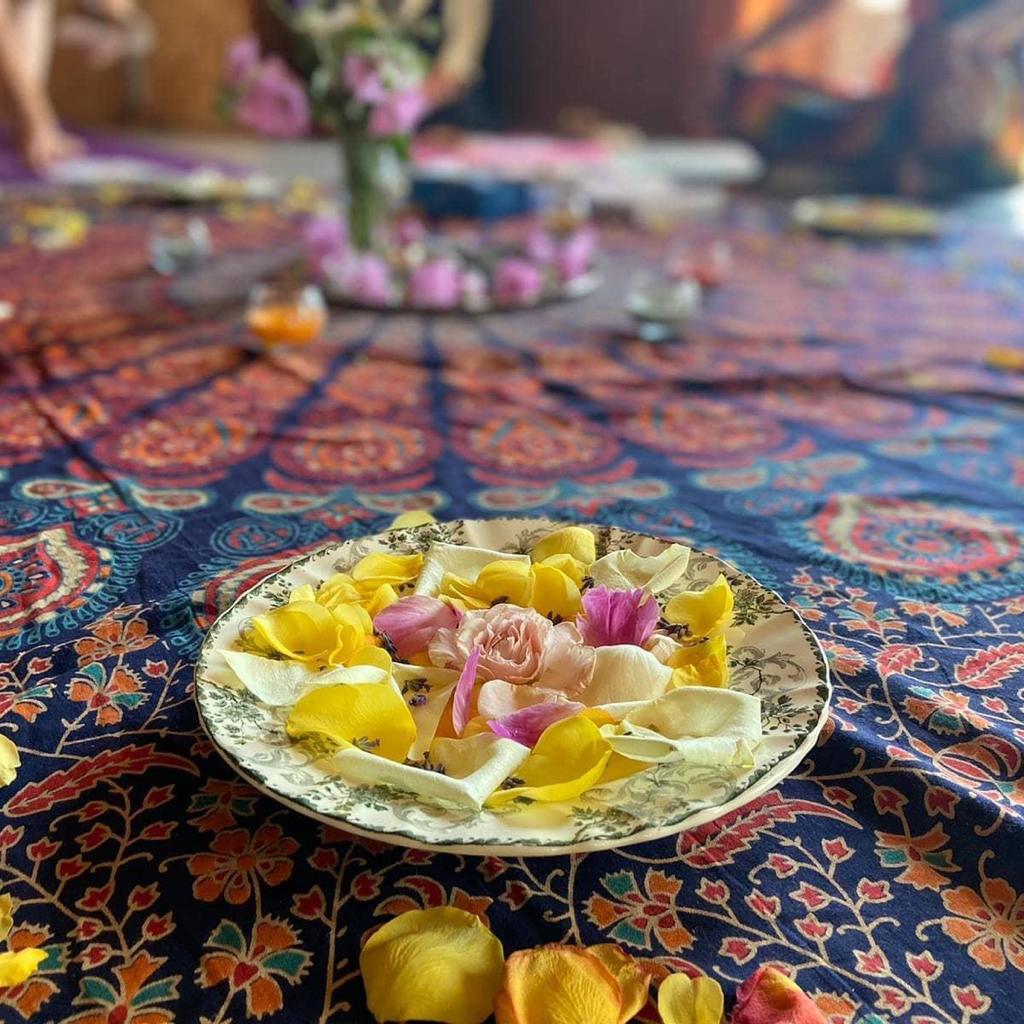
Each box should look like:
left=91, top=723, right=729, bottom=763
left=589, top=543, right=690, bottom=594
left=494, top=946, right=622, bottom=1024
left=389, top=509, right=437, bottom=529
left=669, top=635, right=731, bottom=688
left=360, top=907, right=505, bottom=1024
left=530, top=525, right=597, bottom=566
left=0, top=735, right=19, bottom=787
left=664, top=574, right=734, bottom=640
left=529, top=561, right=582, bottom=620
left=658, top=973, right=725, bottom=1024
left=0, top=949, right=47, bottom=988
left=486, top=715, right=612, bottom=808
left=0, top=894, right=12, bottom=941
left=587, top=944, right=652, bottom=1024
left=286, top=681, right=416, bottom=762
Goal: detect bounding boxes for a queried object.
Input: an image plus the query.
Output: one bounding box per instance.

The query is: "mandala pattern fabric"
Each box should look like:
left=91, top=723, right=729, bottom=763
left=1, top=197, right=1023, bottom=1022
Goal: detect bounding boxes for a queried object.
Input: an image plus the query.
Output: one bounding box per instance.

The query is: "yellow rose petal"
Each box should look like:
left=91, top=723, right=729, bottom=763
left=599, top=751, right=649, bottom=785
left=530, top=526, right=597, bottom=566
left=439, top=572, right=490, bottom=611
left=529, top=562, right=582, bottom=621
left=352, top=552, right=424, bottom=590
left=288, top=583, right=317, bottom=604
left=249, top=601, right=340, bottom=663
left=347, top=645, right=393, bottom=675
left=588, top=944, right=651, bottom=1024
left=475, top=560, right=534, bottom=607
left=315, top=573, right=362, bottom=609
left=658, top=973, right=725, bottom=1024
left=494, top=946, right=621, bottom=1024
left=287, top=682, right=416, bottom=762
left=0, top=736, right=19, bottom=787
left=669, top=635, right=730, bottom=688
left=329, top=603, right=376, bottom=666
left=486, top=716, right=612, bottom=808
left=361, top=583, right=399, bottom=618
left=540, top=553, right=589, bottom=588
left=360, top=907, right=504, bottom=1024
left=664, top=574, right=734, bottom=640
left=0, top=948, right=46, bottom=987
left=389, top=510, right=437, bottom=529
left=0, top=894, right=12, bottom=942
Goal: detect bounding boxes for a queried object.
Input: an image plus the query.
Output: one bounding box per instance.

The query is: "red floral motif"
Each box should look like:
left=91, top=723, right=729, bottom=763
left=375, top=876, right=492, bottom=924
left=66, top=951, right=177, bottom=1024
left=187, top=824, right=298, bottom=905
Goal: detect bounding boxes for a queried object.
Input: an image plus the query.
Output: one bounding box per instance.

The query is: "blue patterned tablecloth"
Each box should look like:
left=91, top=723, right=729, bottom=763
left=1, top=198, right=1023, bottom=1022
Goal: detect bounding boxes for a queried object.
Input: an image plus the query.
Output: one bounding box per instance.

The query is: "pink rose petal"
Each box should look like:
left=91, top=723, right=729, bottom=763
left=374, top=596, right=460, bottom=661
left=577, top=586, right=659, bottom=648
left=452, top=646, right=482, bottom=737
left=733, top=966, right=828, bottom=1024
left=488, top=701, right=585, bottom=747
left=477, top=680, right=569, bottom=720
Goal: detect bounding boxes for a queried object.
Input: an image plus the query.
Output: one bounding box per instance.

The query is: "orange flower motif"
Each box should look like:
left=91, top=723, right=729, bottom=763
left=74, top=612, right=157, bottom=665
left=940, top=872, right=1024, bottom=972
left=875, top=824, right=959, bottom=891
left=187, top=824, right=298, bottom=904
left=68, top=664, right=146, bottom=726
left=0, top=926, right=59, bottom=1021
left=187, top=780, right=258, bottom=833
left=66, top=951, right=176, bottom=1024
left=586, top=870, right=694, bottom=953
left=199, top=917, right=310, bottom=1020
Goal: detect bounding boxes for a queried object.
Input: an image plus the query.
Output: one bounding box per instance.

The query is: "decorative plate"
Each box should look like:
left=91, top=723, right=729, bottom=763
left=792, top=195, right=941, bottom=240
left=194, top=518, right=830, bottom=855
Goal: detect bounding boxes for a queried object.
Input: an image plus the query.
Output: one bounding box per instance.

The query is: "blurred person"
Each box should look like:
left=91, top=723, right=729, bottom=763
left=720, top=0, right=1024, bottom=197
left=0, top=0, right=146, bottom=173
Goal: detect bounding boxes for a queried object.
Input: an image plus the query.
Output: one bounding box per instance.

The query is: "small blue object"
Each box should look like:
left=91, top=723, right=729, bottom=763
left=411, top=173, right=540, bottom=221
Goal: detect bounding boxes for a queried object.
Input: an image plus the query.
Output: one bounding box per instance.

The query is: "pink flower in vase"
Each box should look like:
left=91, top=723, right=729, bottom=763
left=236, top=57, right=311, bottom=138
left=225, top=35, right=260, bottom=86
left=555, top=226, right=598, bottom=282
left=368, top=89, right=427, bottom=139
left=523, top=223, right=556, bottom=264
left=331, top=252, right=393, bottom=306
left=303, top=214, right=347, bottom=277
left=343, top=54, right=388, bottom=105
left=409, top=258, right=462, bottom=309
left=493, top=258, right=544, bottom=306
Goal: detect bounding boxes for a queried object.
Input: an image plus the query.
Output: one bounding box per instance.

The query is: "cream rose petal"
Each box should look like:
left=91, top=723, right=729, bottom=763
left=476, top=679, right=574, bottom=720
left=0, top=735, right=20, bottom=787
left=222, top=650, right=391, bottom=706
left=392, top=663, right=459, bottom=760
left=576, top=645, right=673, bottom=707
left=589, top=543, right=690, bottom=594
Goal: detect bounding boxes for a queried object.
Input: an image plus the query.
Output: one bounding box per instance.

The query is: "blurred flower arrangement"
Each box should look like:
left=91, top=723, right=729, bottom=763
left=222, top=0, right=432, bottom=250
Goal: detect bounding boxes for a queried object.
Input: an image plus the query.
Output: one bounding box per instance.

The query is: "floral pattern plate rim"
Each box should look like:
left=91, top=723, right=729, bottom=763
left=194, top=518, right=831, bottom=856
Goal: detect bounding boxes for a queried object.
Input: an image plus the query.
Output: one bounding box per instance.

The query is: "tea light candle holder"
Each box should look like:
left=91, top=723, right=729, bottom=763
left=246, top=283, right=327, bottom=347
left=625, top=270, right=701, bottom=342
left=149, top=215, right=212, bottom=276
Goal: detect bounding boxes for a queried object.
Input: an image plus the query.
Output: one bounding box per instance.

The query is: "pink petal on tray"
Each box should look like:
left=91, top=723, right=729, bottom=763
left=577, top=586, right=659, bottom=648
left=452, top=646, right=482, bottom=737
left=488, top=700, right=585, bottom=748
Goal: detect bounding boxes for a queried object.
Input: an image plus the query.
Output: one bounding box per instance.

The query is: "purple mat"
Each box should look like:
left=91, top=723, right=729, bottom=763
left=0, top=127, right=246, bottom=184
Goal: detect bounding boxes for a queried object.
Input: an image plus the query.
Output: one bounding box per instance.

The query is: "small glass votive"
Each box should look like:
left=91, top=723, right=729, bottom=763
left=246, top=283, right=327, bottom=347
left=149, top=214, right=212, bottom=275
left=626, top=270, right=701, bottom=342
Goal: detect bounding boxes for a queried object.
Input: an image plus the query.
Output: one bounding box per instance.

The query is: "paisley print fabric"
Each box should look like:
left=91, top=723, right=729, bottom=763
left=0, top=198, right=1023, bottom=1021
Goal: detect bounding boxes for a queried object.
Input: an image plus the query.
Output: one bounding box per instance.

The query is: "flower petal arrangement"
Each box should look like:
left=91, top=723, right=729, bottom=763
left=197, top=517, right=831, bottom=853
left=218, top=522, right=760, bottom=813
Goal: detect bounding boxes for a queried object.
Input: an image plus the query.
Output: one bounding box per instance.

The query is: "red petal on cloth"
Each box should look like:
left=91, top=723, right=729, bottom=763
left=452, top=647, right=482, bottom=737
left=733, top=966, right=827, bottom=1024
left=374, top=597, right=460, bottom=661
left=577, top=586, right=659, bottom=648
left=488, top=701, right=585, bottom=747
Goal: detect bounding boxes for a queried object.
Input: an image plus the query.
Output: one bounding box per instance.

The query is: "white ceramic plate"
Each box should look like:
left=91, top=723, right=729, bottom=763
left=195, top=518, right=830, bottom=856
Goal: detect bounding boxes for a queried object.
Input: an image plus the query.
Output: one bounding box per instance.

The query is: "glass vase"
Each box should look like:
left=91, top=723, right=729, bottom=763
left=339, top=134, right=410, bottom=253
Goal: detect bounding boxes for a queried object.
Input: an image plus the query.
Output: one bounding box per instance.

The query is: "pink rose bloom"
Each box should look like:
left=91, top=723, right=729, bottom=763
left=523, top=223, right=556, bottom=264
left=493, top=258, right=544, bottom=306
left=368, top=88, right=427, bottom=138
left=409, top=258, right=461, bottom=309
left=429, top=604, right=593, bottom=694
left=339, top=252, right=394, bottom=306
left=226, top=35, right=260, bottom=86
left=555, top=226, right=598, bottom=282
left=343, top=54, right=388, bottom=105
left=374, top=596, right=460, bottom=661
left=236, top=57, right=311, bottom=139
left=396, top=214, right=427, bottom=247
left=303, top=215, right=347, bottom=277
left=577, top=586, right=659, bottom=648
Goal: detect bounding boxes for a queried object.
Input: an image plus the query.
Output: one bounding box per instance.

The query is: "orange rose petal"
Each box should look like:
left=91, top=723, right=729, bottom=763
left=588, top=944, right=651, bottom=1024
